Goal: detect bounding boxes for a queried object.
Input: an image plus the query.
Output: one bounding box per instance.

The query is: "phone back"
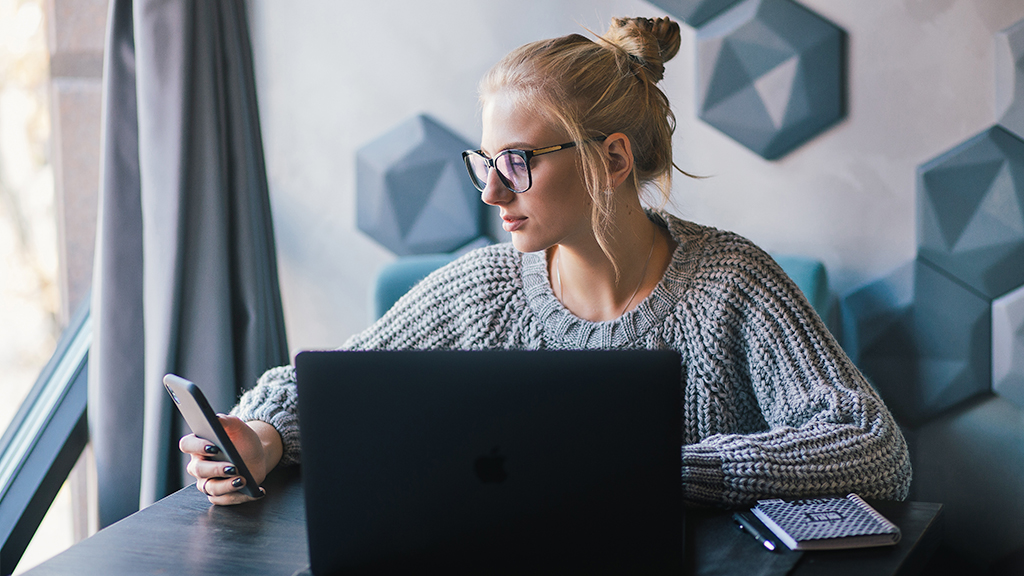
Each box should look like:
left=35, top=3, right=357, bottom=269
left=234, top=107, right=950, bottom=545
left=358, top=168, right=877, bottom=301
left=163, top=374, right=262, bottom=498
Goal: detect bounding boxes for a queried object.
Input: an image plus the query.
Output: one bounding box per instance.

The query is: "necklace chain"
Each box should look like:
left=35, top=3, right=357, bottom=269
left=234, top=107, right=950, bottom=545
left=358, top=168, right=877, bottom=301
left=554, top=226, right=656, bottom=318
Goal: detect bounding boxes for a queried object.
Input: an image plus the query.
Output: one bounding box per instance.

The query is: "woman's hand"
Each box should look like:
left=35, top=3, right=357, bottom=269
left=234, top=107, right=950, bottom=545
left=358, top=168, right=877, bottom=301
left=179, top=415, right=283, bottom=505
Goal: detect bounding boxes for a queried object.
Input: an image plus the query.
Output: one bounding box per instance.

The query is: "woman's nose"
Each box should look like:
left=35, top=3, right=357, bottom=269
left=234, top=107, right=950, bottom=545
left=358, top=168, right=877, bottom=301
left=480, top=167, right=514, bottom=206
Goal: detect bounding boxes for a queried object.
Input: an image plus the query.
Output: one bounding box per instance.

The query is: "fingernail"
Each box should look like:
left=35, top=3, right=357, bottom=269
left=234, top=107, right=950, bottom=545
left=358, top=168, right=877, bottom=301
left=257, top=487, right=266, bottom=498
left=224, top=465, right=236, bottom=475
left=204, top=445, right=220, bottom=455
left=232, top=477, right=244, bottom=488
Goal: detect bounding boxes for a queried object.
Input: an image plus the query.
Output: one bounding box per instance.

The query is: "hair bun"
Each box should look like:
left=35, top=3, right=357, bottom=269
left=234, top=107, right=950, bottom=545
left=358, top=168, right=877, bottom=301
left=603, top=17, right=681, bottom=83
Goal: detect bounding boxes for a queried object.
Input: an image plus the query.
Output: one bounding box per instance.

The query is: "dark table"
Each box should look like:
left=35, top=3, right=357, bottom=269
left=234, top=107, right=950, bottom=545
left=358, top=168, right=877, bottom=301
left=22, top=467, right=941, bottom=575
left=22, top=467, right=309, bottom=576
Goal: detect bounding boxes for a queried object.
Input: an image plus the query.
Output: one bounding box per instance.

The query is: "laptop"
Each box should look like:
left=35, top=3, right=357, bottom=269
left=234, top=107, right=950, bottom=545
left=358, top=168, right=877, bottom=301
left=294, top=349, right=684, bottom=575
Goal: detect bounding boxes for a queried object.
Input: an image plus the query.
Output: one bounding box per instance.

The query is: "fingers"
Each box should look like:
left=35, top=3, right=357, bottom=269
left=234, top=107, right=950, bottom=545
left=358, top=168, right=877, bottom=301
left=200, top=475, right=249, bottom=497
left=197, top=477, right=265, bottom=506
left=206, top=488, right=265, bottom=506
left=178, top=417, right=272, bottom=506
left=187, top=458, right=241, bottom=481
left=178, top=433, right=220, bottom=457
left=186, top=456, right=253, bottom=500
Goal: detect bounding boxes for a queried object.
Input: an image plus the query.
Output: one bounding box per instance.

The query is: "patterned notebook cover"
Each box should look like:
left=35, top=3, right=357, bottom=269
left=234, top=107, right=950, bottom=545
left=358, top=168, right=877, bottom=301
left=751, top=494, right=901, bottom=551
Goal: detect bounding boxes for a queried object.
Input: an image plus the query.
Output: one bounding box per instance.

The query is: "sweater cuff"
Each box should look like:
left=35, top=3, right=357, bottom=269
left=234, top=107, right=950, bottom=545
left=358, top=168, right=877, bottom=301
left=231, top=365, right=302, bottom=467
left=682, top=445, right=725, bottom=504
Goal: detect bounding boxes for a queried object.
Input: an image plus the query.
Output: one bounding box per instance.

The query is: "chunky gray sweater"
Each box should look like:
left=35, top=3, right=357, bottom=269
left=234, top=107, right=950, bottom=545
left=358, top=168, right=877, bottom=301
left=234, top=211, right=912, bottom=505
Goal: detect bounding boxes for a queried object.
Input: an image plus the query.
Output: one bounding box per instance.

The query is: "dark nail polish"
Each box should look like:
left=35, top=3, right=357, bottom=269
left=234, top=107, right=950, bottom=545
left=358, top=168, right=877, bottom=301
left=232, top=477, right=244, bottom=488
left=224, top=465, right=236, bottom=475
left=204, top=445, right=220, bottom=455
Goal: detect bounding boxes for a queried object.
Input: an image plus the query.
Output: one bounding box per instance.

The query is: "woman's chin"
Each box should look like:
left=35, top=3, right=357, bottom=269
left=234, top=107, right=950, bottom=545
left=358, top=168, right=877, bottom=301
left=509, top=233, right=547, bottom=254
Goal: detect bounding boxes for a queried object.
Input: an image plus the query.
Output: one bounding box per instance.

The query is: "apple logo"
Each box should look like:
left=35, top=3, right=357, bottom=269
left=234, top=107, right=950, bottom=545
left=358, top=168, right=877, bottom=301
left=474, top=447, right=508, bottom=483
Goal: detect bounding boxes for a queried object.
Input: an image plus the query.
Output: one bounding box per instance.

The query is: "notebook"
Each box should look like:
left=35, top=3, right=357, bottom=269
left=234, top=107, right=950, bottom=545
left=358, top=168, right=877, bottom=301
left=294, top=349, right=684, bottom=575
left=751, top=494, right=901, bottom=551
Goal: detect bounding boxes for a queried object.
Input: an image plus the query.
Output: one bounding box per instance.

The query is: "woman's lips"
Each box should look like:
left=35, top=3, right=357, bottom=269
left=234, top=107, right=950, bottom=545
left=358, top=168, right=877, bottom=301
left=502, top=215, right=526, bottom=232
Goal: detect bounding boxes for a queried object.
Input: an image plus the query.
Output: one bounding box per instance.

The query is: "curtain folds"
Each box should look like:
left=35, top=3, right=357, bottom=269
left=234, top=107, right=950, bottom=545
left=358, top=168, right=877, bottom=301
left=91, top=0, right=289, bottom=527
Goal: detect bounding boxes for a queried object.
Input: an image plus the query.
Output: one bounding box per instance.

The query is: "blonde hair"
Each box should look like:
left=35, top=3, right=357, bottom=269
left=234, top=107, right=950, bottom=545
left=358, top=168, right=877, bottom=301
left=480, top=16, right=684, bottom=262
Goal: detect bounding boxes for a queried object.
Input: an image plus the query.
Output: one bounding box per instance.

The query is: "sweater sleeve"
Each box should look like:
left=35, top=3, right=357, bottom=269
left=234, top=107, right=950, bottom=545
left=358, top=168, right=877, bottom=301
left=677, top=234, right=912, bottom=505
left=230, top=245, right=527, bottom=465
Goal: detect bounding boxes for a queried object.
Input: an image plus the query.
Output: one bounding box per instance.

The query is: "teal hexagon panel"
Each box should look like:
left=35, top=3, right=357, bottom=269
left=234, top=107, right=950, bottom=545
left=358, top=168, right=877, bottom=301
left=646, top=0, right=741, bottom=27
left=917, top=126, right=1024, bottom=300
left=695, top=0, right=845, bottom=159
left=842, top=258, right=991, bottom=426
left=357, top=115, right=484, bottom=255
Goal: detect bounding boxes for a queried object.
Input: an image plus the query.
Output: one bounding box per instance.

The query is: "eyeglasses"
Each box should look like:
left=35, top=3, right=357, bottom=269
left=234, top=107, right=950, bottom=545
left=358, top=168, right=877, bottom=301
left=462, top=141, right=584, bottom=194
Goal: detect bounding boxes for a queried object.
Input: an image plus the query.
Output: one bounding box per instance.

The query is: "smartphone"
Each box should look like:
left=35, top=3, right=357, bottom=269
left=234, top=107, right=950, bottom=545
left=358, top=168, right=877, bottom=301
left=163, top=374, right=262, bottom=498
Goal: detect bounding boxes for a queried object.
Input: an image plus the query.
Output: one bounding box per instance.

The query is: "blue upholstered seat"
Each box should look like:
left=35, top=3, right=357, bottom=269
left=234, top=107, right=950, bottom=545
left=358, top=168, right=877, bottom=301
left=373, top=253, right=460, bottom=321
left=373, top=252, right=833, bottom=328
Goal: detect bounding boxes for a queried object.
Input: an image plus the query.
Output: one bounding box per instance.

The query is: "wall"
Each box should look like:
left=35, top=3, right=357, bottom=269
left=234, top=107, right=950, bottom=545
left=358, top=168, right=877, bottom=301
left=247, top=0, right=1024, bottom=564
left=247, top=0, right=1024, bottom=351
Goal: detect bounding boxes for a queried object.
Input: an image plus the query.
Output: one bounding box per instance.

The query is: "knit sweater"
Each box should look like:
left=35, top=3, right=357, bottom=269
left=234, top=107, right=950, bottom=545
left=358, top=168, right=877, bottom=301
left=234, top=211, right=912, bottom=505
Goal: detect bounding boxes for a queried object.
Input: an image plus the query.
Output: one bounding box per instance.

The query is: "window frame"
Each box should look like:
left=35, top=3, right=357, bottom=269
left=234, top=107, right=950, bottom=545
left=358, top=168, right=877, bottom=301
left=0, top=299, right=90, bottom=574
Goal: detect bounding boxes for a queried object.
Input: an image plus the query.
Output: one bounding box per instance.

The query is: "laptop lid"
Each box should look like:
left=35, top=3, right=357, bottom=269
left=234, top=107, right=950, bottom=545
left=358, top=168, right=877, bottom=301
left=295, top=349, right=683, bottom=575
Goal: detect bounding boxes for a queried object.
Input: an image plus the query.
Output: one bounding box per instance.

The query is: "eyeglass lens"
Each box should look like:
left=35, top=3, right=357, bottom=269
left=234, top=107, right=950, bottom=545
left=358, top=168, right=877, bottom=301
left=466, top=150, right=531, bottom=193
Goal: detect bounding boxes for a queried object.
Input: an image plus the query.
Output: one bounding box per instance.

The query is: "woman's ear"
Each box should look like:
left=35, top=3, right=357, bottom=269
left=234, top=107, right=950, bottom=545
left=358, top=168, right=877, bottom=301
left=603, top=133, right=634, bottom=189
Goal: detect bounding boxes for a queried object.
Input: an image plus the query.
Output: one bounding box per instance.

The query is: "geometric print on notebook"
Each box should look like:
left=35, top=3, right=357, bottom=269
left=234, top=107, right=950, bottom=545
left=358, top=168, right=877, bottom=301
left=754, top=495, right=896, bottom=541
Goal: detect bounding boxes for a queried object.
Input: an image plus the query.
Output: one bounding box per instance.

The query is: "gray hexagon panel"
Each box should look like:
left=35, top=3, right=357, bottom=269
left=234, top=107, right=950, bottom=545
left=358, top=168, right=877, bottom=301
left=357, top=114, right=483, bottom=255
left=993, top=283, right=1024, bottom=409
left=917, top=126, right=1024, bottom=300
left=842, top=258, right=991, bottom=426
left=646, top=0, right=741, bottom=27
left=695, top=0, right=844, bottom=159
left=996, top=18, right=1024, bottom=140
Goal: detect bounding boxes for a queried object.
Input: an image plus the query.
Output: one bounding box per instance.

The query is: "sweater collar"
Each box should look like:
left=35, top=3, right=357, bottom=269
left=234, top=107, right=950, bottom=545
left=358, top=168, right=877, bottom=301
left=521, top=210, right=698, bottom=348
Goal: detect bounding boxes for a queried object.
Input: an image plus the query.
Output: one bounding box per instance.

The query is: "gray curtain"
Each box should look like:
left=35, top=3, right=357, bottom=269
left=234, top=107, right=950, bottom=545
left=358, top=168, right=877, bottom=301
left=90, top=0, right=289, bottom=527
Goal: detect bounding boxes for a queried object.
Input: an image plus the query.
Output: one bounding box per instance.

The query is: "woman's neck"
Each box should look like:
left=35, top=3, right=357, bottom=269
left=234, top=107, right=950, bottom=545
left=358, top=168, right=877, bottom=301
left=549, top=205, right=675, bottom=322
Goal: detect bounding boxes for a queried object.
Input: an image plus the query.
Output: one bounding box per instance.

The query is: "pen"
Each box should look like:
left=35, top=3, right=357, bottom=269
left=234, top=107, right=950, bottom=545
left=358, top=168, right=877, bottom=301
left=733, top=511, right=778, bottom=552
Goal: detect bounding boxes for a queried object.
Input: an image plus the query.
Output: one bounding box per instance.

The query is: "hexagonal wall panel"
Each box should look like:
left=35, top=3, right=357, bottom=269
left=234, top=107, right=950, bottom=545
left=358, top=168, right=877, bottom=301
left=694, top=0, right=845, bottom=159
left=646, top=0, right=741, bottom=27
left=917, top=126, right=1024, bottom=300
left=357, top=114, right=484, bottom=256
left=996, top=18, right=1024, bottom=140
left=842, top=258, right=991, bottom=425
left=840, top=260, right=914, bottom=368
left=993, top=283, right=1024, bottom=409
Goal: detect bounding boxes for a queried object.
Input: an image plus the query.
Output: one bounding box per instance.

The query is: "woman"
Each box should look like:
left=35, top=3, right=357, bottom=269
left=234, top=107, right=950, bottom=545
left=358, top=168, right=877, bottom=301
left=181, top=16, right=911, bottom=506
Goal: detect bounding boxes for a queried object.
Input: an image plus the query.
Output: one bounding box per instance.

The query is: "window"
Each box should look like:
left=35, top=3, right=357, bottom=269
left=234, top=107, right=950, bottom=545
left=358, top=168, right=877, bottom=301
left=0, top=0, right=59, bottom=441
left=0, top=0, right=104, bottom=571
left=0, top=301, right=88, bottom=574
